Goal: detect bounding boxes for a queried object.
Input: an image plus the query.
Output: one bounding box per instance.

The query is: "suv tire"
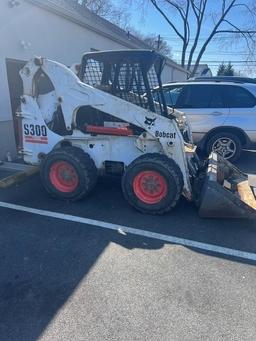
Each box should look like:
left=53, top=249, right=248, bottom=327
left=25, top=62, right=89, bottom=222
left=206, top=132, right=242, bottom=162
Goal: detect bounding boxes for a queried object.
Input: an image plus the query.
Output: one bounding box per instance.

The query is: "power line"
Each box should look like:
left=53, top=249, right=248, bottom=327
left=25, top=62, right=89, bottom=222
left=197, top=61, right=256, bottom=63
left=173, top=62, right=256, bottom=65
left=192, top=64, right=256, bottom=66
left=161, top=36, right=233, bottom=41
left=172, top=59, right=256, bottom=66
left=171, top=59, right=256, bottom=65
left=171, top=50, right=252, bottom=55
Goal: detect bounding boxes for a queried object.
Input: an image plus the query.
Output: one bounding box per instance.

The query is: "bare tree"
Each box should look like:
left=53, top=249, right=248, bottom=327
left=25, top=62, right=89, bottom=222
left=129, top=29, right=173, bottom=56
left=143, top=34, right=172, bottom=56
left=77, top=0, right=130, bottom=28
left=147, top=0, right=256, bottom=76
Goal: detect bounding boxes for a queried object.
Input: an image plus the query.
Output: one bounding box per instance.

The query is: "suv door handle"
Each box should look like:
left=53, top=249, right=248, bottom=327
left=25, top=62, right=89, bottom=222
left=211, top=111, right=223, bottom=116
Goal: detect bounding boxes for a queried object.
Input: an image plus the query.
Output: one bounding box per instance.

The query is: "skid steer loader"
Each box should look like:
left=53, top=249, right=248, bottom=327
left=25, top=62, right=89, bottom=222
left=16, top=50, right=256, bottom=218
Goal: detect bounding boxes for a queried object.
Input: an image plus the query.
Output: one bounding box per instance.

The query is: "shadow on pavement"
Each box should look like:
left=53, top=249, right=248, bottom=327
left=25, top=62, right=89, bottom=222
left=0, top=151, right=255, bottom=340
left=0, top=210, right=164, bottom=341
left=0, top=201, right=255, bottom=341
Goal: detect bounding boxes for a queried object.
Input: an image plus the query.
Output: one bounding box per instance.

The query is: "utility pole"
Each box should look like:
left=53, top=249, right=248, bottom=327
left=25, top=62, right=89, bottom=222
left=156, top=35, right=161, bottom=50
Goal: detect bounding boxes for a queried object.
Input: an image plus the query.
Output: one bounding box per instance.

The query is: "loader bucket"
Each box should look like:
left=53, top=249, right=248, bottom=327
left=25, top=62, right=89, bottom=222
left=198, top=153, right=256, bottom=219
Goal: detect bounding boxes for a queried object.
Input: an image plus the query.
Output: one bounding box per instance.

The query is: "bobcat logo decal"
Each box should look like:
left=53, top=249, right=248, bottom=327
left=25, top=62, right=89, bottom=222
left=144, top=117, right=156, bottom=126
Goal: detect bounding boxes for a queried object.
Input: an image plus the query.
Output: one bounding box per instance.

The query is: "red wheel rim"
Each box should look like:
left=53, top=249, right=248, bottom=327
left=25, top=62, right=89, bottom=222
left=49, top=161, right=79, bottom=193
left=133, top=170, right=168, bottom=204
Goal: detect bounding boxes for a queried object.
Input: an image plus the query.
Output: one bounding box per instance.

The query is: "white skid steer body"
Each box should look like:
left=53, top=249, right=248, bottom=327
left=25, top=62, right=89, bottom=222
left=17, top=51, right=256, bottom=218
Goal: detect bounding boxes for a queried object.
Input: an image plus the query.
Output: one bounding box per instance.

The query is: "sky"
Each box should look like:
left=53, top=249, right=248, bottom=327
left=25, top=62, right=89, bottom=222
left=117, top=0, right=256, bottom=76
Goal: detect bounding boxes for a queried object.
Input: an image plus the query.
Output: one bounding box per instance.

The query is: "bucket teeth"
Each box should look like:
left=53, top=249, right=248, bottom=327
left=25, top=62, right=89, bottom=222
left=198, top=153, right=256, bottom=219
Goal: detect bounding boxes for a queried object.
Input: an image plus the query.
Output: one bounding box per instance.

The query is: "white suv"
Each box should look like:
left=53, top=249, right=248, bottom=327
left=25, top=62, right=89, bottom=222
left=154, top=79, right=256, bottom=162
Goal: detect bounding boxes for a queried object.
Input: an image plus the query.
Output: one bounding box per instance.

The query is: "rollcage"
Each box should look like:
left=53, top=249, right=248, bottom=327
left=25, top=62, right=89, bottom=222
left=79, top=50, right=168, bottom=116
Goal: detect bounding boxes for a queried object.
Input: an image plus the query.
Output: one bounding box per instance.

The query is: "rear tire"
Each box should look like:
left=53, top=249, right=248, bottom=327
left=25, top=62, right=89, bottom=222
left=40, top=146, right=97, bottom=201
left=122, top=153, right=184, bottom=215
left=206, top=132, right=242, bottom=162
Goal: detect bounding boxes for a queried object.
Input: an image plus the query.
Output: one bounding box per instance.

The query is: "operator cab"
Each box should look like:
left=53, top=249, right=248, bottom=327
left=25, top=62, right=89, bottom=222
left=78, top=49, right=168, bottom=115
left=75, top=50, right=168, bottom=136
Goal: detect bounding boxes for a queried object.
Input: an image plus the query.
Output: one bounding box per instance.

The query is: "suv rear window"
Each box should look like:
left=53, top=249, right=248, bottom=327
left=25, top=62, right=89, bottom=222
left=177, top=84, right=226, bottom=109
left=226, top=85, right=256, bottom=108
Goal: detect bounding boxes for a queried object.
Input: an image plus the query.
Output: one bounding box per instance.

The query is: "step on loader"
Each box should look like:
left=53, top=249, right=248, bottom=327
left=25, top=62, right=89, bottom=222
left=14, top=50, right=255, bottom=218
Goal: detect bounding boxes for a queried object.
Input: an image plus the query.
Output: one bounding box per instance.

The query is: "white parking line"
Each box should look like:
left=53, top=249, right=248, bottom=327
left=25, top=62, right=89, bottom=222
left=0, top=200, right=256, bottom=262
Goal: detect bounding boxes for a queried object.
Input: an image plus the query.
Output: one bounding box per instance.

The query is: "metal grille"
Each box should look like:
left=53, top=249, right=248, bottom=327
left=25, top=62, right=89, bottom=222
left=148, top=65, right=165, bottom=115
left=148, top=65, right=159, bottom=89
left=82, top=60, right=153, bottom=110
left=83, top=59, right=103, bottom=87
left=113, top=63, right=149, bottom=109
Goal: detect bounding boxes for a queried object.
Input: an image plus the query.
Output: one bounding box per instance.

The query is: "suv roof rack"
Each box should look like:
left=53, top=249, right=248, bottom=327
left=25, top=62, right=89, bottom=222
left=188, top=76, right=256, bottom=84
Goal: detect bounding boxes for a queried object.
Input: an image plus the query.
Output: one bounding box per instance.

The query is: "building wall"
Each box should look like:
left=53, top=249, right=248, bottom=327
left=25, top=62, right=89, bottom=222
left=0, top=0, right=187, bottom=159
left=161, top=65, right=188, bottom=83
left=0, top=121, right=17, bottom=161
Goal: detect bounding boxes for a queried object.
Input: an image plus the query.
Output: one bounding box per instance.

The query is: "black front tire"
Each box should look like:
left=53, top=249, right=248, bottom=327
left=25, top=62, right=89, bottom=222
left=122, top=153, right=184, bottom=215
left=40, top=146, right=97, bottom=201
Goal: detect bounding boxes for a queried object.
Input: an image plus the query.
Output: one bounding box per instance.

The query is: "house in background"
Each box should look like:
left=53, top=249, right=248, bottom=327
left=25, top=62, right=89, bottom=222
left=0, top=0, right=189, bottom=160
left=188, top=64, right=213, bottom=78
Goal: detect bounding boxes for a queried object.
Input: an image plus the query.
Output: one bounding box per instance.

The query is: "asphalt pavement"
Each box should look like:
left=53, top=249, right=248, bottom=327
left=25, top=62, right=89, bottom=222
left=0, top=151, right=256, bottom=341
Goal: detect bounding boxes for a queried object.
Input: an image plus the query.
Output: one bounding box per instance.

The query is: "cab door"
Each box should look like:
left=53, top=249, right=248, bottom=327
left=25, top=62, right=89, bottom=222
left=175, top=84, right=229, bottom=144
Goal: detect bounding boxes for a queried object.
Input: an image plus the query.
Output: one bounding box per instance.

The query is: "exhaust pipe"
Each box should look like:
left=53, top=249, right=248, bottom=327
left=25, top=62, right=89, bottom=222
left=198, top=153, right=256, bottom=219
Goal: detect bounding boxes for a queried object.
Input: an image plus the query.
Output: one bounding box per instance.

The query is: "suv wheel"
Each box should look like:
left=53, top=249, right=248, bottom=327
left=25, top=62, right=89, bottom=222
left=206, top=132, right=242, bottom=162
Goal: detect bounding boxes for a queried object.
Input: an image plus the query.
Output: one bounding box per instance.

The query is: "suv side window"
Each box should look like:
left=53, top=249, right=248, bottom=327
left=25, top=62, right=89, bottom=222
left=226, top=85, right=256, bottom=108
left=177, top=84, right=226, bottom=109
left=162, top=86, right=184, bottom=107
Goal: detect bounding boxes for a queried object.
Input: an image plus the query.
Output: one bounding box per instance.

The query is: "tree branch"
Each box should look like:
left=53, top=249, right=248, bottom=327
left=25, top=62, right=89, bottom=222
left=181, top=0, right=190, bottom=67
left=148, top=0, right=256, bottom=76
left=150, top=0, right=185, bottom=40
left=165, top=0, right=186, bottom=19
left=216, top=30, right=256, bottom=34
left=190, top=0, right=237, bottom=76
left=216, top=19, right=255, bottom=54
left=190, top=0, right=200, bottom=19
left=187, top=0, right=208, bottom=72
